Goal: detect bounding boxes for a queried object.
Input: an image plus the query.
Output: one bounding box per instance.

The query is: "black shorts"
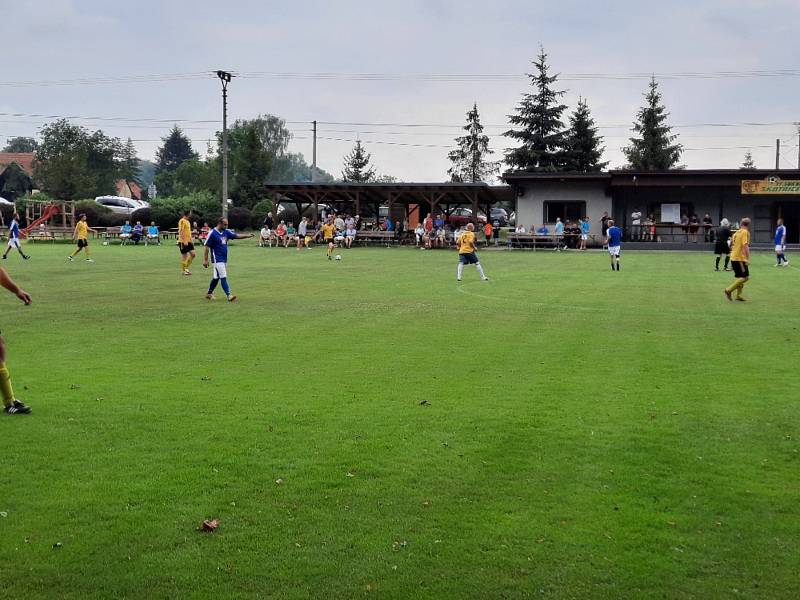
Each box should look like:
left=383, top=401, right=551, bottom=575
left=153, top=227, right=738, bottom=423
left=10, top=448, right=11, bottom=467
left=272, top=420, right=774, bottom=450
left=731, top=261, right=749, bottom=278
left=459, top=252, right=479, bottom=265
left=714, top=241, right=729, bottom=255
left=77, top=239, right=88, bottom=248
left=179, top=242, right=195, bottom=254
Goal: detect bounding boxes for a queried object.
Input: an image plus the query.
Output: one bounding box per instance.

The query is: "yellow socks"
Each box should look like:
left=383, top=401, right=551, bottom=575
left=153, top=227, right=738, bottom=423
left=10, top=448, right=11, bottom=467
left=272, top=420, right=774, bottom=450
left=186, top=255, right=194, bottom=268
left=0, top=362, right=15, bottom=408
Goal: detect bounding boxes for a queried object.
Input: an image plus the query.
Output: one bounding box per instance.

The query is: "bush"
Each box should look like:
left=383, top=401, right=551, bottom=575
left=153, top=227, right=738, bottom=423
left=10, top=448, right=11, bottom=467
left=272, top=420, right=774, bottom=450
left=149, top=191, right=219, bottom=229
left=131, top=208, right=152, bottom=227
left=251, top=199, right=273, bottom=227
left=73, top=200, right=110, bottom=226
left=227, top=206, right=252, bottom=230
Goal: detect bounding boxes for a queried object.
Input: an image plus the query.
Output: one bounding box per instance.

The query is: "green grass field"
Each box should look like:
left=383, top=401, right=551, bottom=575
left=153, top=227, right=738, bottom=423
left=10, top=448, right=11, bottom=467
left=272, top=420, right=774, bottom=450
left=0, top=242, right=798, bottom=599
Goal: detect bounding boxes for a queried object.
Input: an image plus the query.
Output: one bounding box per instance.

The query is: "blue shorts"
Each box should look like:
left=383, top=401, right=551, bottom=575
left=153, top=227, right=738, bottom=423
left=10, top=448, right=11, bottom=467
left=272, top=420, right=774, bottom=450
left=459, top=252, right=479, bottom=265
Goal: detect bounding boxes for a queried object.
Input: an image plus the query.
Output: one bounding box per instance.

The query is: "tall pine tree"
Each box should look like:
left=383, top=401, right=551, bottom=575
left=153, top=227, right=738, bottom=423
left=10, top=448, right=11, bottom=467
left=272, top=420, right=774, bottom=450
left=447, top=103, right=498, bottom=182
left=155, top=125, right=198, bottom=172
left=341, top=140, right=375, bottom=182
left=623, top=78, right=682, bottom=170
left=119, top=137, right=140, bottom=183
left=504, top=47, right=568, bottom=171
left=740, top=150, right=756, bottom=169
left=563, top=98, right=608, bottom=172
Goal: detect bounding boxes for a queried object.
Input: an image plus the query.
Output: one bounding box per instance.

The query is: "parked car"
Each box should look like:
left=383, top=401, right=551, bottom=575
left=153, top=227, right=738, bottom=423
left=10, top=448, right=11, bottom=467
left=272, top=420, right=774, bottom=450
left=95, top=196, right=149, bottom=216
left=483, top=207, right=509, bottom=227
left=447, top=207, right=487, bottom=227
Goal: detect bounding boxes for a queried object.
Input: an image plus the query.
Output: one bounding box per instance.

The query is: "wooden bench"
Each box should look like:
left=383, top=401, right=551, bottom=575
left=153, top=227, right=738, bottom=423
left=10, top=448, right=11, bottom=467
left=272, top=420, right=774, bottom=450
left=356, top=231, right=396, bottom=246
left=26, top=226, right=73, bottom=242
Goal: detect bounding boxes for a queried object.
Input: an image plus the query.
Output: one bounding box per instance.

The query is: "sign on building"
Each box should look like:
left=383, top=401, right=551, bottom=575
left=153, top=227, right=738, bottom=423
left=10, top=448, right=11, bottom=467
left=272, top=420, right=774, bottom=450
left=741, top=178, right=800, bottom=195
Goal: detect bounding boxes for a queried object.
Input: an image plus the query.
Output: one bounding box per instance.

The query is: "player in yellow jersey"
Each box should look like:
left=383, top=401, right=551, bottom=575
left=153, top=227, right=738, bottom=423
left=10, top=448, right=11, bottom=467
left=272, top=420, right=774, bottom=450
left=0, top=266, right=32, bottom=414
left=67, top=214, right=96, bottom=262
left=456, top=223, right=489, bottom=282
left=725, top=217, right=751, bottom=302
left=321, top=220, right=336, bottom=260
left=177, top=210, right=196, bottom=276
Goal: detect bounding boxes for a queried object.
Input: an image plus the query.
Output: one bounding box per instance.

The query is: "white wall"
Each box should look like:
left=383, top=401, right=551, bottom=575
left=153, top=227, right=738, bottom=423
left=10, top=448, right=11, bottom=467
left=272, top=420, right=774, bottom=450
left=515, top=181, right=612, bottom=235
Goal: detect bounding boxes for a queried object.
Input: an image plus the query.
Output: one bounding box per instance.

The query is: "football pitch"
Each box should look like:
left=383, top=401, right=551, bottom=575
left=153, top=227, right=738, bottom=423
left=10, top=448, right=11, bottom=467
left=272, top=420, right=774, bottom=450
left=1, top=244, right=798, bottom=599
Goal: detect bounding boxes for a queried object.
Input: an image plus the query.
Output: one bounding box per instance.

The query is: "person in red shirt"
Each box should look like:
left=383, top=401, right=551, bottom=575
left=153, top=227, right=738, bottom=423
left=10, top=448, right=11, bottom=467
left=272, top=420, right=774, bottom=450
left=483, top=222, right=493, bottom=247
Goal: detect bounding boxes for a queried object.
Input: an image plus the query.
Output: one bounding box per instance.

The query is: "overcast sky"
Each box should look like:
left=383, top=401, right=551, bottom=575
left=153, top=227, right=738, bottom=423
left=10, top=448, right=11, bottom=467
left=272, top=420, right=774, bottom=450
left=4, top=0, right=800, bottom=180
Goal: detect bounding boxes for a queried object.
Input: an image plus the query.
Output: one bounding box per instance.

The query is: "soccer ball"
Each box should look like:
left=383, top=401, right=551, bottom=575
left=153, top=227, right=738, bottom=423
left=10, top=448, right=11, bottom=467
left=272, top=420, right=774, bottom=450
left=335, top=254, right=342, bottom=261
left=102, top=241, right=109, bottom=246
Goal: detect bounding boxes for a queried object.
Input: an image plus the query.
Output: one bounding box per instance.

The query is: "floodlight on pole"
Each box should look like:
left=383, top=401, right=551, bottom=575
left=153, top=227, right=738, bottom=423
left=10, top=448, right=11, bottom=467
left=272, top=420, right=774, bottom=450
left=216, top=70, right=234, bottom=218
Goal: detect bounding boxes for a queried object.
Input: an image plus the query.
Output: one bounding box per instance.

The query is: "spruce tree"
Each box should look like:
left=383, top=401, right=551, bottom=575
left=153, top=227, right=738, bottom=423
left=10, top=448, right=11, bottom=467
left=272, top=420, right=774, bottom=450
left=623, top=78, right=682, bottom=170
left=740, top=150, right=756, bottom=169
left=504, top=47, right=568, bottom=171
left=447, top=103, right=498, bottom=182
left=155, top=125, right=198, bottom=172
left=341, top=140, right=375, bottom=182
left=563, top=98, right=608, bottom=172
left=119, top=137, right=140, bottom=183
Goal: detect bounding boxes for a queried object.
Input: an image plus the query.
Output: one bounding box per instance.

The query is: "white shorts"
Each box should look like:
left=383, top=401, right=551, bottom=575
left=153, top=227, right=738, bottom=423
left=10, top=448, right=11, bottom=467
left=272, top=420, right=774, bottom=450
left=608, top=245, right=621, bottom=256
left=775, top=245, right=785, bottom=253
left=212, top=263, right=228, bottom=279
left=7, top=238, right=20, bottom=248
left=580, top=234, right=588, bottom=241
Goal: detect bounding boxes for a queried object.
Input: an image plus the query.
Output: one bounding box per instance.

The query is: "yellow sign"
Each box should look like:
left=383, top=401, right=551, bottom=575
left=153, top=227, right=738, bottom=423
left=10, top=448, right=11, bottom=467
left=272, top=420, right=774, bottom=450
left=741, top=178, right=800, bottom=195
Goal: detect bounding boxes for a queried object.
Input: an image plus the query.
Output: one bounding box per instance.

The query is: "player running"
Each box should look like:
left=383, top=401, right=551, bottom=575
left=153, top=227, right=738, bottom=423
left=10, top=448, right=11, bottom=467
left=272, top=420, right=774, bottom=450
left=456, top=223, right=489, bottom=282
left=606, top=219, right=622, bottom=271
left=725, top=218, right=751, bottom=302
left=321, top=219, right=336, bottom=260
left=774, top=218, right=789, bottom=267
left=2, top=213, right=30, bottom=261
left=178, top=210, right=196, bottom=275
left=0, top=266, right=32, bottom=414
left=203, top=217, right=253, bottom=302
left=67, top=214, right=96, bottom=262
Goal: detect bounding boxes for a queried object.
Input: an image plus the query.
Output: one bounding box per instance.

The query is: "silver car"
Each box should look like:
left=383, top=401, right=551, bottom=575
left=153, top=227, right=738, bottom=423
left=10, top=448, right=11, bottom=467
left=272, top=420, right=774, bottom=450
left=94, top=196, right=149, bottom=216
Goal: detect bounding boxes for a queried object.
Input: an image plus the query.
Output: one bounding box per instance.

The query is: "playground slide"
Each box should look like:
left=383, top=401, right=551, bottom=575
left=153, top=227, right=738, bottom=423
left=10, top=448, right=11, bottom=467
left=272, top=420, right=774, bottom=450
left=21, top=204, right=61, bottom=238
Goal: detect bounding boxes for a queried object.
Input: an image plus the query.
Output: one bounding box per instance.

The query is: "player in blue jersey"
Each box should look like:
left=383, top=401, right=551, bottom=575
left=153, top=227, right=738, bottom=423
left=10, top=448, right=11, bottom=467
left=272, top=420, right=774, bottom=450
left=606, top=220, right=622, bottom=271
left=202, top=217, right=254, bottom=302
left=2, top=213, right=30, bottom=261
left=774, top=219, right=789, bottom=267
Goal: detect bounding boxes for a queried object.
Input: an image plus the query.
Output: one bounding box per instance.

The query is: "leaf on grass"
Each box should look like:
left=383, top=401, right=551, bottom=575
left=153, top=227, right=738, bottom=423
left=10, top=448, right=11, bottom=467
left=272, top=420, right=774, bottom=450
left=418, top=400, right=430, bottom=406
left=200, top=519, right=220, bottom=532
left=275, top=478, right=284, bottom=485
left=346, top=471, right=356, bottom=478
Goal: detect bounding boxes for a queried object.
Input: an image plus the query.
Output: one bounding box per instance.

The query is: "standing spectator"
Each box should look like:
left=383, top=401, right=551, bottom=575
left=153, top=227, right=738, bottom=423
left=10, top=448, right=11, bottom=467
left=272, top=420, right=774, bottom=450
left=689, top=214, right=700, bottom=243
left=579, top=216, right=590, bottom=251
left=192, top=221, right=200, bottom=242
left=631, top=207, right=642, bottom=241
left=334, top=213, right=345, bottom=233
left=646, top=214, right=657, bottom=242
left=680, top=214, right=689, bottom=242
left=554, top=218, right=564, bottom=251
left=492, top=217, right=501, bottom=246
left=483, top=221, right=493, bottom=247
left=423, top=213, right=434, bottom=239
left=200, top=222, right=210, bottom=242
left=714, top=218, right=732, bottom=271
left=263, top=211, right=275, bottom=230
left=724, top=217, right=751, bottom=301
left=345, top=214, right=355, bottom=232
left=600, top=212, right=610, bottom=237
left=702, top=213, right=714, bottom=242
left=297, top=217, right=308, bottom=250
left=146, top=222, right=160, bottom=246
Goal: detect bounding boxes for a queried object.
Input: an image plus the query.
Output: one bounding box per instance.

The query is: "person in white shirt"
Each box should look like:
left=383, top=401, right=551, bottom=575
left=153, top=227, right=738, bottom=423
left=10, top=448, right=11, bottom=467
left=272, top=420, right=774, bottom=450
left=297, top=217, right=308, bottom=250
left=259, top=226, right=272, bottom=247
left=515, top=225, right=526, bottom=233
left=631, top=208, right=642, bottom=241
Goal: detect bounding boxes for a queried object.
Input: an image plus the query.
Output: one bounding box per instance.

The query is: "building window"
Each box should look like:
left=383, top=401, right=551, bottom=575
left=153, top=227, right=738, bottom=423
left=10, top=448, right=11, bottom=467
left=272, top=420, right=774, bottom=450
left=544, top=201, right=586, bottom=223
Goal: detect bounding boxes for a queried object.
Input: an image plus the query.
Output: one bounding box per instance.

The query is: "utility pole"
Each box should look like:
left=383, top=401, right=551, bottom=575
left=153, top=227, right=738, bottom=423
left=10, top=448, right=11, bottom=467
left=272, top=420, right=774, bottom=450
left=216, top=70, right=234, bottom=217
left=311, top=120, right=317, bottom=182
left=775, top=138, right=780, bottom=170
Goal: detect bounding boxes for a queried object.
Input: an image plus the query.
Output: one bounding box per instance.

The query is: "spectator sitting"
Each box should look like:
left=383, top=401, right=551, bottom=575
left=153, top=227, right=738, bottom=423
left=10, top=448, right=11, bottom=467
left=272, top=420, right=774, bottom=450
left=120, top=221, right=132, bottom=243
left=259, top=226, right=272, bottom=247
left=146, top=222, right=160, bottom=246
left=515, top=225, right=526, bottom=233
left=436, top=226, right=446, bottom=247
left=536, top=224, right=549, bottom=235
left=414, top=223, right=425, bottom=246
left=200, top=222, right=210, bottom=242
left=192, top=221, right=200, bottom=241
left=131, top=221, right=144, bottom=245
left=285, top=223, right=296, bottom=248
left=345, top=225, right=356, bottom=248
left=334, top=214, right=345, bottom=232
left=385, top=217, right=394, bottom=232
left=275, top=221, right=288, bottom=246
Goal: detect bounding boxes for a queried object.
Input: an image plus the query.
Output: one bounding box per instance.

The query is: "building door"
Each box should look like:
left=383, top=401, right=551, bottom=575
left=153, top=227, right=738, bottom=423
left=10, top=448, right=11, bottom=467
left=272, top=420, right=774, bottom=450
left=776, top=202, right=800, bottom=243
